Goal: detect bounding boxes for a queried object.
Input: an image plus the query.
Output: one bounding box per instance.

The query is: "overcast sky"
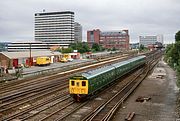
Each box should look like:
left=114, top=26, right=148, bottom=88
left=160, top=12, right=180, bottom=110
left=0, top=0, right=179, bottom=44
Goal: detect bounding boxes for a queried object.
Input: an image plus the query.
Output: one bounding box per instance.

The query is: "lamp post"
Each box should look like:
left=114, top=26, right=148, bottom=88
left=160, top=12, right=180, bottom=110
left=29, top=43, right=31, bottom=67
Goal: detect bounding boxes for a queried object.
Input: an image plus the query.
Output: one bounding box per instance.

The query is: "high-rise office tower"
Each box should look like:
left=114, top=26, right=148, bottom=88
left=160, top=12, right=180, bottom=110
left=35, top=11, right=75, bottom=47
left=74, top=22, right=82, bottom=42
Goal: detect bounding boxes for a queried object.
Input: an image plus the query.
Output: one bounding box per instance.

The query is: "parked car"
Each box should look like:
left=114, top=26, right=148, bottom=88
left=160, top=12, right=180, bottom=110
left=60, top=57, right=68, bottom=63
left=67, top=58, right=74, bottom=62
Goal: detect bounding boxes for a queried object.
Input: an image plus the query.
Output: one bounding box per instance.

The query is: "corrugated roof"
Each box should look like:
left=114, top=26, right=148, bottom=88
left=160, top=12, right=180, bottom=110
left=0, top=51, right=62, bottom=59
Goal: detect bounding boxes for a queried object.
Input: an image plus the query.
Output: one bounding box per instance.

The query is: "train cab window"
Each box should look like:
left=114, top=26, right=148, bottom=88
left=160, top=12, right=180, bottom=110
left=71, top=81, right=75, bottom=86
left=76, top=82, right=79, bottom=87
left=82, top=81, right=86, bottom=86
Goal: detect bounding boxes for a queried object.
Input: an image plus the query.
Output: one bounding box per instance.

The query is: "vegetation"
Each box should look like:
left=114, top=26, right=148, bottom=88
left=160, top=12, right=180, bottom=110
left=175, top=31, right=180, bottom=42
left=139, top=44, right=148, bottom=52
left=59, top=42, right=106, bottom=53
left=164, top=30, right=180, bottom=86
left=58, top=42, right=90, bottom=54
left=58, top=41, right=114, bottom=54
left=91, top=43, right=105, bottom=52
left=60, top=47, right=73, bottom=53
left=70, top=42, right=90, bottom=53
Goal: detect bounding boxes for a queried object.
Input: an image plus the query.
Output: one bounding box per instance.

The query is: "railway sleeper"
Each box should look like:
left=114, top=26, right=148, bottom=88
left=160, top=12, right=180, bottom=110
left=125, top=112, right=135, bottom=121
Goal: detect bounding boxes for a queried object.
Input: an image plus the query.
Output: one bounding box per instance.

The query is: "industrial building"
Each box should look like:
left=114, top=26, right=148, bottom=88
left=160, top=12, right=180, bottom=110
left=7, top=42, right=69, bottom=52
left=0, top=51, right=62, bottom=69
left=87, top=29, right=129, bottom=50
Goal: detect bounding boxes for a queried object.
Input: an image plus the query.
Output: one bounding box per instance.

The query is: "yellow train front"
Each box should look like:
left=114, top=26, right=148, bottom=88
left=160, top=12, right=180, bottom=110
left=69, top=76, right=89, bottom=102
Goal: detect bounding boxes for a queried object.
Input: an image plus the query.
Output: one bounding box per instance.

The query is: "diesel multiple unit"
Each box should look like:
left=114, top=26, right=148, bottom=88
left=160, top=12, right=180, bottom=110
left=69, top=55, right=146, bottom=101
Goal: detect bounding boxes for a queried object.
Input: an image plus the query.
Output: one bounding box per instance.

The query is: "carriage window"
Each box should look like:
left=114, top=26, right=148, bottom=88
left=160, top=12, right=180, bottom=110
left=71, top=81, right=75, bottom=86
left=82, top=81, right=86, bottom=86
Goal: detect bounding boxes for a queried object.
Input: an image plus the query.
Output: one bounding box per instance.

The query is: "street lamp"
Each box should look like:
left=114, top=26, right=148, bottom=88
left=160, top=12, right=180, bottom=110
left=29, top=43, right=31, bottom=67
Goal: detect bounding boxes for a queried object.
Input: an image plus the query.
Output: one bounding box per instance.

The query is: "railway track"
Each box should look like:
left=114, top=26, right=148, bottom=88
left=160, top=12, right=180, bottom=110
left=35, top=71, right=137, bottom=121
left=0, top=54, right=130, bottom=109
left=0, top=54, right=131, bottom=102
left=57, top=66, right=145, bottom=121
left=80, top=53, right=160, bottom=121
left=38, top=101, right=87, bottom=121
left=0, top=53, right=127, bottom=90
left=1, top=91, right=70, bottom=121
left=0, top=51, right=162, bottom=121
left=81, top=68, right=147, bottom=121
left=49, top=52, right=161, bottom=121
left=0, top=54, right=129, bottom=94
left=1, top=66, right=137, bottom=121
left=0, top=54, right=130, bottom=120
left=0, top=83, right=67, bottom=112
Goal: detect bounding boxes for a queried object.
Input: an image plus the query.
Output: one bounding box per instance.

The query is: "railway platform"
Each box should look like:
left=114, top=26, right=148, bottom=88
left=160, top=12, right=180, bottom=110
left=0, top=59, right=92, bottom=81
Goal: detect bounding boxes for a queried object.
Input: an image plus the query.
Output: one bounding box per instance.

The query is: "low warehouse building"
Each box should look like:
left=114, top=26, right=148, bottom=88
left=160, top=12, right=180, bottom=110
left=0, top=51, right=62, bottom=69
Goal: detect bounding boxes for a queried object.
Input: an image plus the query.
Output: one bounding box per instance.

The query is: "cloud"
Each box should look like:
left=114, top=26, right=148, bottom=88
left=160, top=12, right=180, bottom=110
left=0, top=0, right=179, bottom=43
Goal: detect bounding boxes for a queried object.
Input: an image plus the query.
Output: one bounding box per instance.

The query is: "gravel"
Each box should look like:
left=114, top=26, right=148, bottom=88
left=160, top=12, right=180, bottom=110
left=112, top=58, right=179, bottom=121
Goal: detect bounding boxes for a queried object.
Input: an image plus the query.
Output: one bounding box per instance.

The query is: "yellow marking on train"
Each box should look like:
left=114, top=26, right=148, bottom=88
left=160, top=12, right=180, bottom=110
left=69, top=80, right=88, bottom=94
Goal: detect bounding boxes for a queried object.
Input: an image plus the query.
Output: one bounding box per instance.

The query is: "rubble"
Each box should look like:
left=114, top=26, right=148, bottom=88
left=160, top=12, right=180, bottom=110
left=135, top=96, right=151, bottom=102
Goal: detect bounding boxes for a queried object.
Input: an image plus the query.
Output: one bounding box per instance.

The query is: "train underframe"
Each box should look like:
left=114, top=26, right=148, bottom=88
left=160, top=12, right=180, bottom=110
left=70, top=94, right=88, bottom=102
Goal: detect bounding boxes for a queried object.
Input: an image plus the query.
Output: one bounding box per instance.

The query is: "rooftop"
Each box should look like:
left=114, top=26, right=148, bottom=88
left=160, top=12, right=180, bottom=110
left=0, top=51, right=62, bottom=59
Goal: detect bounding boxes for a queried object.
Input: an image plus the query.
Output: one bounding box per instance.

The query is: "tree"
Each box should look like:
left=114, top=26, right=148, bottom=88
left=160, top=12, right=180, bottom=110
left=69, top=42, right=90, bottom=53
left=60, top=47, right=73, bottom=53
left=112, top=47, right=116, bottom=51
left=92, top=43, right=100, bottom=52
left=82, top=42, right=90, bottom=53
left=139, top=44, right=145, bottom=51
left=165, top=30, right=180, bottom=87
left=175, top=31, right=180, bottom=42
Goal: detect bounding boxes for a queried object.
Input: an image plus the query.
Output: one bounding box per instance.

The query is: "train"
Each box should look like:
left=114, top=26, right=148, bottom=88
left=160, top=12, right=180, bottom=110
left=36, top=57, right=51, bottom=66
left=69, top=55, right=146, bottom=102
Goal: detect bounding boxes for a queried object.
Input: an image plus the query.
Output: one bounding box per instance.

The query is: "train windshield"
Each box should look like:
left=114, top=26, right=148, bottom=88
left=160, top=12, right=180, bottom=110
left=82, top=81, right=86, bottom=86
left=71, top=81, right=75, bottom=86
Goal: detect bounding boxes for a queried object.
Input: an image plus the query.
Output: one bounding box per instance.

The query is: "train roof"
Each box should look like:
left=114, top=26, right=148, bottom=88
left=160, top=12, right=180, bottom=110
left=80, top=55, right=146, bottom=79
left=82, top=65, right=115, bottom=79
left=112, top=55, right=145, bottom=67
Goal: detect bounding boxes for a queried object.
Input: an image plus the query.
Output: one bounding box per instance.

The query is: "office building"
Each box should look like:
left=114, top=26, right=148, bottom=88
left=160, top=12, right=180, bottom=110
left=157, top=35, right=164, bottom=44
left=35, top=11, right=75, bottom=47
left=74, top=22, right=82, bottom=42
left=139, top=35, right=163, bottom=47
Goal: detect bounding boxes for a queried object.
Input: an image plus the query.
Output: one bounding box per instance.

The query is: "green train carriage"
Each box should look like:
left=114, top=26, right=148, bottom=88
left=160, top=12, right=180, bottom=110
left=69, top=55, right=146, bottom=101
